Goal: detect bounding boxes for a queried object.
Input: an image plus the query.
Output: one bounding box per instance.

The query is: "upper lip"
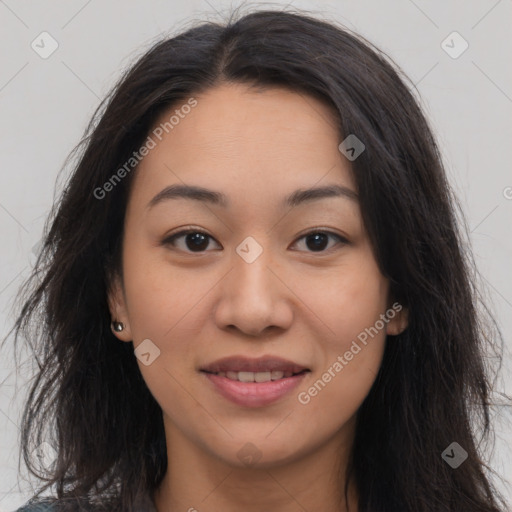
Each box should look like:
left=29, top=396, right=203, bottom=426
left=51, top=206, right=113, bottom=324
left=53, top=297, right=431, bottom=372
left=200, top=355, right=310, bottom=374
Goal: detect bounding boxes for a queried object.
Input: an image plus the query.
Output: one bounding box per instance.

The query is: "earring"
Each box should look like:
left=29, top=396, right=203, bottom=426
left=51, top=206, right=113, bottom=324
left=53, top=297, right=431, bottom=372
left=111, top=321, right=124, bottom=332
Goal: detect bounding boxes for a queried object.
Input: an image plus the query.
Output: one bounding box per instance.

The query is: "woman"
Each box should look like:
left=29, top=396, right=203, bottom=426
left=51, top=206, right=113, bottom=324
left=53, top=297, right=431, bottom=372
left=9, top=8, right=509, bottom=512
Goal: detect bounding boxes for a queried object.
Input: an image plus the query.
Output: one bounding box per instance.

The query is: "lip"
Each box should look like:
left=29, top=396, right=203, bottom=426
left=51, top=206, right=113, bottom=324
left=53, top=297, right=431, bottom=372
left=199, top=355, right=311, bottom=408
left=202, top=371, right=309, bottom=407
left=200, top=355, right=309, bottom=374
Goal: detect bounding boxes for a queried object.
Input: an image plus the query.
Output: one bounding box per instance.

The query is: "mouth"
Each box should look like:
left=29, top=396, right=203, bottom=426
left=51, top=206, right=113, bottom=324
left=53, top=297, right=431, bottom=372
left=201, top=369, right=309, bottom=382
left=200, top=355, right=310, bottom=379
left=199, top=355, right=311, bottom=407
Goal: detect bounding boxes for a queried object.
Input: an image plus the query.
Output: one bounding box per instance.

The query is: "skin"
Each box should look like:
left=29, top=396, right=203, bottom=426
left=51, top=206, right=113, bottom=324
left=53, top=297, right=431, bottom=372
left=108, top=82, right=408, bottom=512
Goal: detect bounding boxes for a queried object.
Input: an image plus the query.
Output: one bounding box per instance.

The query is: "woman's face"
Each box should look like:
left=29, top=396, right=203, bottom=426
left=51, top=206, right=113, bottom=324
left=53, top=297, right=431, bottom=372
left=109, top=82, right=406, bottom=469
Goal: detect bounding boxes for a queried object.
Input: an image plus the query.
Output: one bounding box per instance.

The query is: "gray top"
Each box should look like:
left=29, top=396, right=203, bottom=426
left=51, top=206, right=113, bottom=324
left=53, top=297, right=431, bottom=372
left=17, top=506, right=53, bottom=512
left=15, top=493, right=157, bottom=512
left=16, top=506, right=54, bottom=512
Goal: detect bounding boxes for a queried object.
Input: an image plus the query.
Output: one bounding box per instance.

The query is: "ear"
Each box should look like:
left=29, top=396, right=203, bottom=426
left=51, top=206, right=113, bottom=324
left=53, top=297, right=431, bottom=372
left=385, top=301, right=409, bottom=336
left=107, top=273, right=132, bottom=342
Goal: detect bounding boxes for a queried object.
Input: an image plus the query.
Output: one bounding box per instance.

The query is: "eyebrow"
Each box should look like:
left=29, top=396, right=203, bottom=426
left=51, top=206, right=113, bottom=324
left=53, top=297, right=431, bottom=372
left=146, top=183, right=358, bottom=210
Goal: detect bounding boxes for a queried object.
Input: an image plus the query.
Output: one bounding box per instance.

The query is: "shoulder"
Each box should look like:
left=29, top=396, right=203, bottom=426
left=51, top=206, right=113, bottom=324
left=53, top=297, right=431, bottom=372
left=14, top=501, right=92, bottom=512
left=15, top=494, right=156, bottom=512
left=15, top=500, right=80, bottom=512
left=15, top=504, right=56, bottom=512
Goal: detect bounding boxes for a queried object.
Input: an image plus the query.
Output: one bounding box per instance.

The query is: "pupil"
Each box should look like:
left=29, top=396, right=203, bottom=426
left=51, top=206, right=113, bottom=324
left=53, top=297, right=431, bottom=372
left=306, top=233, right=327, bottom=251
left=186, top=233, right=208, bottom=251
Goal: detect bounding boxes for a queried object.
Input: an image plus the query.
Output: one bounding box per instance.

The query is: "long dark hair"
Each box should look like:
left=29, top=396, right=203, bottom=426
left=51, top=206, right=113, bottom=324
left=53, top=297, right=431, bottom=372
left=7, top=7, right=509, bottom=511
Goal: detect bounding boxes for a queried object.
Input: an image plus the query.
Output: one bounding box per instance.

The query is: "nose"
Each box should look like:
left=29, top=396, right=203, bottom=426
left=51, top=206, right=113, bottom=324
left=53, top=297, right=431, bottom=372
left=214, top=241, right=293, bottom=337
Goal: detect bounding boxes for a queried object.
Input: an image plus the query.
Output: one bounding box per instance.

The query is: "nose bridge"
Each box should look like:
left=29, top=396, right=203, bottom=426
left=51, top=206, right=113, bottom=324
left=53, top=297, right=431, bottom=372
left=214, top=234, right=291, bottom=335
left=231, top=234, right=275, bottom=302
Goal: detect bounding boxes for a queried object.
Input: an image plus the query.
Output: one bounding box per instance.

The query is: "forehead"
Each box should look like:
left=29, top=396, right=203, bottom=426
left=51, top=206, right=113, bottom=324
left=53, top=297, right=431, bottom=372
left=130, top=83, right=355, bottom=208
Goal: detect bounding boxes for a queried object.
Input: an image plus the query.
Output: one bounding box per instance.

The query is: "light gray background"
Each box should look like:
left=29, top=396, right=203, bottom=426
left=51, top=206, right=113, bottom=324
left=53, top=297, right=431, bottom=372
left=1, top=0, right=511, bottom=510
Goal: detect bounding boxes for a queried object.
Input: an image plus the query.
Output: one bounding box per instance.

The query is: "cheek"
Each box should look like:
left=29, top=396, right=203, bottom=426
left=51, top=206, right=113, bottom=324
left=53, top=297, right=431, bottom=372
left=296, top=312, right=387, bottom=437
left=295, top=258, right=388, bottom=419
left=305, top=257, right=389, bottom=346
left=121, top=246, right=215, bottom=399
left=298, top=339, right=385, bottom=439
left=121, top=241, right=211, bottom=340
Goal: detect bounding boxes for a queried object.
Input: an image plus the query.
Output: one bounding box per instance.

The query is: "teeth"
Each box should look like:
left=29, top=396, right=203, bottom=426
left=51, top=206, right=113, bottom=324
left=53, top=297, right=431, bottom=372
left=254, top=371, right=271, bottom=382
left=238, top=371, right=254, bottom=383
left=216, top=370, right=296, bottom=382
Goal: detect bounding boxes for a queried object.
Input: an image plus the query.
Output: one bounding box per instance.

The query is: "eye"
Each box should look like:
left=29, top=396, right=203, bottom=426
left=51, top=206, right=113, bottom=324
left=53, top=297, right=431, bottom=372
left=162, top=228, right=348, bottom=254
left=162, top=228, right=221, bottom=253
left=291, top=230, right=348, bottom=253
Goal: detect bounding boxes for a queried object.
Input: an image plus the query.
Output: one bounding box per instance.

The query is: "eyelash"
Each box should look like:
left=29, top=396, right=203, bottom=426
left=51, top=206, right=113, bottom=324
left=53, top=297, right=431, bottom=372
left=161, top=227, right=349, bottom=254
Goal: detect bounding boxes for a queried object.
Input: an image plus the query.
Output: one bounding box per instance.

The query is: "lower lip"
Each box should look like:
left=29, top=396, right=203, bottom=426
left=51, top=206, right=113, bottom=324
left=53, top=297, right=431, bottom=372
left=201, top=371, right=308, bottom=408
